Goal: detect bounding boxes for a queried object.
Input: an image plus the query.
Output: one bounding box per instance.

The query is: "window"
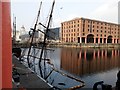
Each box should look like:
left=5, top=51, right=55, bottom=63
left=83, top=28, right=85, bottom=32
left=74, top=29, right=76, bottom=32
left=100, top=38, right=102, bottom=43
left=74, top=38, right=75, bottom=41
left=96, top=38, right=98, bottom=43
left=104, top=38, right=106, bottom=43
left=74, top=33, right=75, bottom=36
left=61, top=24, right=63, bottom=27
left=114, top=39, right=116, bottom=43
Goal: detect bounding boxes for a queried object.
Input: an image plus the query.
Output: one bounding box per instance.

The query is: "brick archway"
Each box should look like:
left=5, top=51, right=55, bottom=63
left=87, top=34, right=94, bottom=43
left=107, top=35, right=112, bottom=43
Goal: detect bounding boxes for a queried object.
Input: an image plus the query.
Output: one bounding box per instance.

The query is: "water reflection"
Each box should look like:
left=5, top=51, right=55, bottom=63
left=61, top=48, right=120, bottom=76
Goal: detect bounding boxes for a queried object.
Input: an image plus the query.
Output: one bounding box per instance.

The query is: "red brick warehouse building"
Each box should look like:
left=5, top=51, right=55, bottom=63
left=61, top=17, right=120, bottom=44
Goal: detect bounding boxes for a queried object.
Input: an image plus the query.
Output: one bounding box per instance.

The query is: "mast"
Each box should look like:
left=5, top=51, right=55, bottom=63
left=13, top=16, right=16, bottom=44
left=27, top=1, right=42, bottom=68
left=38, top=0, right=55, bottom=78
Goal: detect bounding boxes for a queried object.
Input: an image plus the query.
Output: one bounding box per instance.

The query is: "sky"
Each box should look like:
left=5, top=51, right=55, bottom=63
left=10, top=0, right=119, bottom=31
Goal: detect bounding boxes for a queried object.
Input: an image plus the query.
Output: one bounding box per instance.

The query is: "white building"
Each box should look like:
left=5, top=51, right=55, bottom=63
left=20, top=25, right=27, bottom=35
left=16, top=31, right=21, bottom=41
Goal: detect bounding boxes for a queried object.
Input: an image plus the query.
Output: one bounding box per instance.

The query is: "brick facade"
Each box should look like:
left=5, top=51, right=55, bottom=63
left=61, top=17, right=120, bottom=44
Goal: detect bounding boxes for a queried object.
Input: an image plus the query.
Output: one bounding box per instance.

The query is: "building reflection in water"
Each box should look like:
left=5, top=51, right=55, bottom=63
left=61, top=48, right=120, bottom=76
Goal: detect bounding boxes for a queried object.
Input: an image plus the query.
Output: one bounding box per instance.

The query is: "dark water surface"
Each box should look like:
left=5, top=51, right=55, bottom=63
left=50, top=48, right=120, bottom=88
left=22, top=47, right=120, bottom=88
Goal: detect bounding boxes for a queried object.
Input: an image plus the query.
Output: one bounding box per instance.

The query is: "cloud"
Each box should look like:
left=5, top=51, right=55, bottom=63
left=52, top=18, right=61, bottom=27
left=53, top=13, right=80, bottom=27
left=66, top=14, right=80, bottom=21
left=89, top=0, right=118, bottom=23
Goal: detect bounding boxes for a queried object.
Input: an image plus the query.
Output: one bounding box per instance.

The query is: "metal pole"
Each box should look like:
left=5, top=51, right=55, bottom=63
left=38, top=0, right=55, bottom=78
left=27, top=2, right=42, bottom=67
left=0, top=1, right=12, bottom=88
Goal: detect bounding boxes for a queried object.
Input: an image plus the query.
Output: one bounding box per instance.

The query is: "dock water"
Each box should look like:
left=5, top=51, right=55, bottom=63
left=12, top=55, right=51, bottom=89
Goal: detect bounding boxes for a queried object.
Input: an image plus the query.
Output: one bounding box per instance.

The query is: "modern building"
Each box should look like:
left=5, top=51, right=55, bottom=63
left=61, top=17, right=120, bottom=44
left=20, top=25, right=27, bottom=35
left=19, top=34, right=30, bottom=43
left=16, top=31, right=21, bottom=41
left=46, top=27, right=60, bottom=42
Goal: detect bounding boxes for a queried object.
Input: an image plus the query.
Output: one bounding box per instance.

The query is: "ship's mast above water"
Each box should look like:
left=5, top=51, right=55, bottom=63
left=27, top=1, right=42, bottom=68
